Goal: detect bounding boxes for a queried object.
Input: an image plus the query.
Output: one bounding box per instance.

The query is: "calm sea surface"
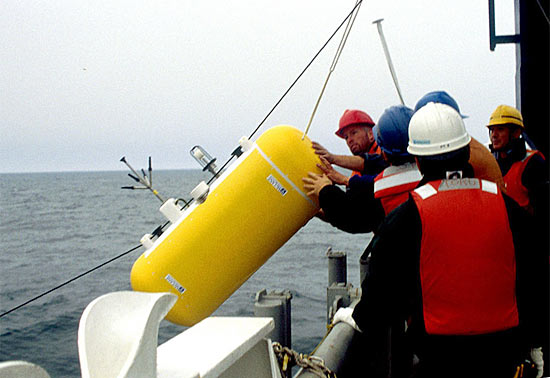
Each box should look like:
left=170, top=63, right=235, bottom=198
left=0, top=170, right=370, bottom=377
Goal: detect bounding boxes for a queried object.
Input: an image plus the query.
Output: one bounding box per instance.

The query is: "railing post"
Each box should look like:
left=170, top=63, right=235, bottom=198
left=326, top=247, right=347, bottom=286
left=254, top=289, right=292, bottom=349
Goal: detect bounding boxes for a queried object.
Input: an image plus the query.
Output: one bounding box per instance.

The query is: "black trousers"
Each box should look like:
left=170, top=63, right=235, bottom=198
left=414, top=328, right=532, bottom=378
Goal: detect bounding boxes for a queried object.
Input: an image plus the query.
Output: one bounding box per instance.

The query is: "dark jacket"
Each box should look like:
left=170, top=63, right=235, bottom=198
left=318, top=153, right=388, bottom=234
left=319, top=181, right=385, bottom=234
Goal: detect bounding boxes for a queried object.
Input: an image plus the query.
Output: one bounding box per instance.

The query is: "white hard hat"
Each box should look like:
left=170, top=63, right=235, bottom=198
left=407, top=102, right=471, bottom=156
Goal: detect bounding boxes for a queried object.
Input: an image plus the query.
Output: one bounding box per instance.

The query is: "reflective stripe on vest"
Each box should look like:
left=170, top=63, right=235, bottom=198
left=412, top=178, right=518, bottom=335
left=504, top=150, right=544, bottom=213
left=374, top=163, right=422, bottom=215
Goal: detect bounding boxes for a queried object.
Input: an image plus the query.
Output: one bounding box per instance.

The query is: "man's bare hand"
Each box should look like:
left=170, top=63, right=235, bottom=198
left=312, top=142, right=335, bottom=164
left=317, top=156, right=349, bottom=186
left=302, top=172, right=332, bottom=199
left=312, top=141, right=364, bottom=174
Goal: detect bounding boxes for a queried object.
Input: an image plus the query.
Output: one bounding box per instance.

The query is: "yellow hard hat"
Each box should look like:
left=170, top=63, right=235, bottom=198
left=487, top=105, right=524, bottom=128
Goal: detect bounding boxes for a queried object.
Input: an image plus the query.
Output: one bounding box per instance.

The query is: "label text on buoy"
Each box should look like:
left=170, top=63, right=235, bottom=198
left=267, top=174, right=288, bottom=196
left=165, top=274, right=186, bottom=294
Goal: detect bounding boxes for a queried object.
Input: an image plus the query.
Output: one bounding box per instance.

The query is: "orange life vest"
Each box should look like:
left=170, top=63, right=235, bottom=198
left=411, top=178, right=519, bottom=335
left=350, top=142, right=382, bottom=178
left=503, top=150, right=544, bottom=213
left=368, top=142, right=381, bottom=155
left=374, top=163, right=422, bottom=215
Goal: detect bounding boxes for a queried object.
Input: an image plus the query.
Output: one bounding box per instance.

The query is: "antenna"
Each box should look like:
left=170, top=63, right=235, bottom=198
left=120, top=156, right=165, bottom=203
left=373, top=18, right=405, bottom=105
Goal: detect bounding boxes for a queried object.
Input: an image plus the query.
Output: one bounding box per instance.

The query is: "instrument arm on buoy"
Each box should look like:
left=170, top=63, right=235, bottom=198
left=120, top=156, right=165, bottom=203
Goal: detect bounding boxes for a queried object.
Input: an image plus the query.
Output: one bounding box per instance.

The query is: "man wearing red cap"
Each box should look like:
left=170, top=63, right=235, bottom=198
left=312, top=109, right=387, bottom=187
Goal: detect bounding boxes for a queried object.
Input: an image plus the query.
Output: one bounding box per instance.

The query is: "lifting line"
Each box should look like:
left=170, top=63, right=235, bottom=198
left=302, top=0, right=362, bottom=139
left=249, top=0, right=363, bottom=142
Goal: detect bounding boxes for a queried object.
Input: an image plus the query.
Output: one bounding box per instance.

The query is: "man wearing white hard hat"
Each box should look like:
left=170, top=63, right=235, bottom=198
left=414, top=91, right=505, bottom=191
left=334, top=103, right=546, bottom=378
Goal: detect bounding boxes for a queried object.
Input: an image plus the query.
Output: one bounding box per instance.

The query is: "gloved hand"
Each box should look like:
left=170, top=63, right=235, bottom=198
left=529, top=347, right=543, bottom=378
left=332, top=307, right=361, bottom=332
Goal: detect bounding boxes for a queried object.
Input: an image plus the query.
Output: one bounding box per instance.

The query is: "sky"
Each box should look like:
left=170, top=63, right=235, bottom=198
left=1, top=0, right=518, bottom=173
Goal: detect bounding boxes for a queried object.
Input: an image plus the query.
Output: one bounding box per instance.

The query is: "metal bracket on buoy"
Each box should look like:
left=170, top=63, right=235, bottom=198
left=159, top=198, right=184, bottom=224
left=140, top=233, right=155, bottom=250
left=239, top=136, right=254, bottom=152
left=190, top=181, right=210, bottom=203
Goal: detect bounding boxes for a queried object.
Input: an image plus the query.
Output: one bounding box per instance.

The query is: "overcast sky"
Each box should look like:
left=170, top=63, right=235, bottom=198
left=1, top=0, right=517, bottom=173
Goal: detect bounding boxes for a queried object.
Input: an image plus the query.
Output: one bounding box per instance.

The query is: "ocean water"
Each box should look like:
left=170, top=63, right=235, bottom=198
left=0, top=170, right=370, bottom=377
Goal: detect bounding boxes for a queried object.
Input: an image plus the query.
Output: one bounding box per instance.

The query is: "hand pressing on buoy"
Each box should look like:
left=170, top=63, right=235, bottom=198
left=311, top=142, right=336, bottom=164
left=302, top=171, right=332, bottom=200
left=317, top=156, right=349, bottom=186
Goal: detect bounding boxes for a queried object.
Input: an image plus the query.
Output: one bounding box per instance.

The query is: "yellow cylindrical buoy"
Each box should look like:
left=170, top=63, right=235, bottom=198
left=130, top=125, right=322, bottom=326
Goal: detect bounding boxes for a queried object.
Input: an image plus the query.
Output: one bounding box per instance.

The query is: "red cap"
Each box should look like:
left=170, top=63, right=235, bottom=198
left=336, top=109, right=375, bottom=138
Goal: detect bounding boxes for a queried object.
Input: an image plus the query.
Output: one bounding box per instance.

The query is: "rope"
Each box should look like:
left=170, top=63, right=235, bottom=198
left=302, top=0, right=362, bottom=139
left=273, top=342, right=337, bottom=378
left=309, top=323, right=335, bottom=355
left=0, top=244, right=142, bottom=319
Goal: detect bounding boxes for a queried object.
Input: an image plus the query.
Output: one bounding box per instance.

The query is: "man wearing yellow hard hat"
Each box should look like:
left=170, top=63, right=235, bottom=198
left=487, top=105, right=547, bottom=215
left=487, top=104, right=549, bottom=378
